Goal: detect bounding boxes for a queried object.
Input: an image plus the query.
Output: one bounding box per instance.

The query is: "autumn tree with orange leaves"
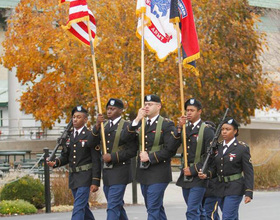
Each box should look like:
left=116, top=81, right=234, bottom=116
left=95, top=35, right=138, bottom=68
left=1, top=0, right=271, bottom=128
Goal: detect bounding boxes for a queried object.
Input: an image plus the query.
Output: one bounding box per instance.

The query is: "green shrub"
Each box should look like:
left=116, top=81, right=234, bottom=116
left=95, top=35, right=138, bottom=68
left=0, top=176, right=45, bottom=209
left=0, top=199, right=37, bottom=215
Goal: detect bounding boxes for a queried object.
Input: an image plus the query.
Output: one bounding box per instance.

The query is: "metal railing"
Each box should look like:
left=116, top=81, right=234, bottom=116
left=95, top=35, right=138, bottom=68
left=0, top=117, right=68, bottom=140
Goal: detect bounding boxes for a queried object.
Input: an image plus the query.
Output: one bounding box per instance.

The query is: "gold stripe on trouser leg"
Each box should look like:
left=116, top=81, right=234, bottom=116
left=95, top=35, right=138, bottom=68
left=211, top=201, right=219, bottom=220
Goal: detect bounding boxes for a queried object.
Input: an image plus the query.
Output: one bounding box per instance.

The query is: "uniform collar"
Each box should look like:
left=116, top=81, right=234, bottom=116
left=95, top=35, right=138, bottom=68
left=147, top=114, right=159, bottom=126
left=110, top=116, right=121, bottom=126
left=223, top=137, right=236, bottom=147
left=192, top=118, right=201, bottom=129
left=74, top=126, right=85, bottom=135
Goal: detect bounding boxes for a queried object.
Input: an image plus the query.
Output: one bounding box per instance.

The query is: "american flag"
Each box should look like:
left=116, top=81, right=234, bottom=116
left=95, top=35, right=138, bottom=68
left=60, top=0, right=96, bottom=46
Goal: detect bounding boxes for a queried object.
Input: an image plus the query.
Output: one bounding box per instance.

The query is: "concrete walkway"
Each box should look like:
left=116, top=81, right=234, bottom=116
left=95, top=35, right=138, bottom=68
left=1, top=181, right=280, bottom=220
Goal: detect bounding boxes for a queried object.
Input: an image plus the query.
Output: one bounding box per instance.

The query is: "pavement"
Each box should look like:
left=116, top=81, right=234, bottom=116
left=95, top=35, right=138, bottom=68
left=1, top=172, right=280, bottom=219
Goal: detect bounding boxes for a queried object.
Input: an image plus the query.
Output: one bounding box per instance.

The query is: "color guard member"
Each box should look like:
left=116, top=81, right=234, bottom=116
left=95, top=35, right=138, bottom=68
left=47, top=106, right=101, bottom=220
left=123, top=94, right=178, bottom=220
left=92, top=98, right=138, bottom=220
left=199, top=117, right=254, bottom=220
left=173, top=98, right=215, bottom=220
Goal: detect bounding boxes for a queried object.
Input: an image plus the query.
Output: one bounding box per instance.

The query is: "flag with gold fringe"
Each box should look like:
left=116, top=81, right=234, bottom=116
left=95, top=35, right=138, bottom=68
left=136, top=0, right=178, bottom=61
left=170, top=0, right=200, bottom=72
left=60, top=0, right=96, bottom=46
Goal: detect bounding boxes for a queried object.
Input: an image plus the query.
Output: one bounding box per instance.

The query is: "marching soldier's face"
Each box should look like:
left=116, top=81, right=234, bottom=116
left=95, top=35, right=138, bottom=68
left=144, top=102, right=161, bottom=118
left=106, top=106, right=122, bottom=120
left=186, top=106, right=201, bottom=123
left=72, top=112, right=88, bottom=129
left=221, top=124, right=237, bottom=143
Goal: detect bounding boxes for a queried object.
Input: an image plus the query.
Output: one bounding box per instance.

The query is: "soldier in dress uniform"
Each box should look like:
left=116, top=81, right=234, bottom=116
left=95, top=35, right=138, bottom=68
left=47, top=106, right=101, bottom=220
left=172, top=98, right=215, bottom=220
left=199, top=117, right=254, bottom=220
left=92, top=98, right=138, bottom=220
left=123, top=94, right=178, bottom=220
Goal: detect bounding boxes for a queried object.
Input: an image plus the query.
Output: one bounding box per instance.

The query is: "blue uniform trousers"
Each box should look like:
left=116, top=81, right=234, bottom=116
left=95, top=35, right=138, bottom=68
left=200, top=196, right=220, bottom=220
left=103, top=184, right=128, bottom=220
left=140, top=183, right=169, bottom=220
left=71, top=186, right=95, bottom=220
left=182, top=187, right=206, bottom=220
left=219, top=195, right=243, bottom=220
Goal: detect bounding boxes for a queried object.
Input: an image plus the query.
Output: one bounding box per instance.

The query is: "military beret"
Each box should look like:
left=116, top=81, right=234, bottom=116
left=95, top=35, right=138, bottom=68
left=71, top=105, right=88, bottom=116
left=184, top=98, right=202, bottom=110
left=144, top=94, right=161, bottom=103
left=222, top=117, right=239, bottom=130
left=106, top=98, right=124, bottom=109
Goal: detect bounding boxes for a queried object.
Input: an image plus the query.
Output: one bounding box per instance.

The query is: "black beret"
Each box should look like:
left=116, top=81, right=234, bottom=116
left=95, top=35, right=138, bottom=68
left=222, top=117, right=239, bottom=129
left=71, top=106, right=88, bottom=116
left=185, top=98, right=202, bottom=110
left=144, top=94, right=161, bottom=103
left=106, top=98, right=124, bottom=109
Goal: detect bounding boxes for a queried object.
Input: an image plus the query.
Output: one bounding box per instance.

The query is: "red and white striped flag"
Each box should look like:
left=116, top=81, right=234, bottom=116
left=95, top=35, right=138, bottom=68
left=60, top=0, right=96, bottom=46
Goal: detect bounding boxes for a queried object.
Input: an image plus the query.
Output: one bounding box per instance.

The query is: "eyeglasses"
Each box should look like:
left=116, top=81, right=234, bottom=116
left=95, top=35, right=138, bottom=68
left=144, top=103, right=160, bottom=107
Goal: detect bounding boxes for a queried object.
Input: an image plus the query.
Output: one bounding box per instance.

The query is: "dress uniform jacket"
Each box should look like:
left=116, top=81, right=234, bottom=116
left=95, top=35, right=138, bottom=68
left=175, top=120, right=215, bottom=189
left=56, top=126, right=101, bottom=189
left=125, top=116, right=178, bottom=185
left=92, top=119, right=138, bottom=186
left=204, top=153, right=220, bottom=198
left=210, top=139, right=254, bottom=199
left=203, top=178, right=220, bottom=197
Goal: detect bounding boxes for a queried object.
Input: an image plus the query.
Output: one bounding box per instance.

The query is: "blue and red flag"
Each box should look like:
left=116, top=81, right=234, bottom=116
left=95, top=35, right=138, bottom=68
left=170, top=0, right=200, bottom=73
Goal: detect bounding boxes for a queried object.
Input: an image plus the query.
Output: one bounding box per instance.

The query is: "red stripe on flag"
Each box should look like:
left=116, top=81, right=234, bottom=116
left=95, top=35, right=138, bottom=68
left=89, top=14, right=96, bottom=24
left=78, top=21, right=96, bottom=39
left=69, top=26, right=89, bottom=45
left=70, top=0, right=87, bottom=7
left=69, top=11, right=88, bottom=21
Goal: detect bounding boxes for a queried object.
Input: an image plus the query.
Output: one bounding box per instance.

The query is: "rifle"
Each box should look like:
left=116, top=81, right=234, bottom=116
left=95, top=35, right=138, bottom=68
left=201, top=108, right=229, bottom=173
left=49, top=119, right=73, bottom=161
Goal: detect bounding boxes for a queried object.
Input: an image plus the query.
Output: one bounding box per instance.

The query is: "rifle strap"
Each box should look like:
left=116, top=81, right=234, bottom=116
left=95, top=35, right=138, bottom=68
left=139, top=116, right=164, bottom=153
left=194, top=122, right=206, bottom=163
left=103, top=121, right=108, bottom=127
left=111, top=119, right=125, bottom=153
